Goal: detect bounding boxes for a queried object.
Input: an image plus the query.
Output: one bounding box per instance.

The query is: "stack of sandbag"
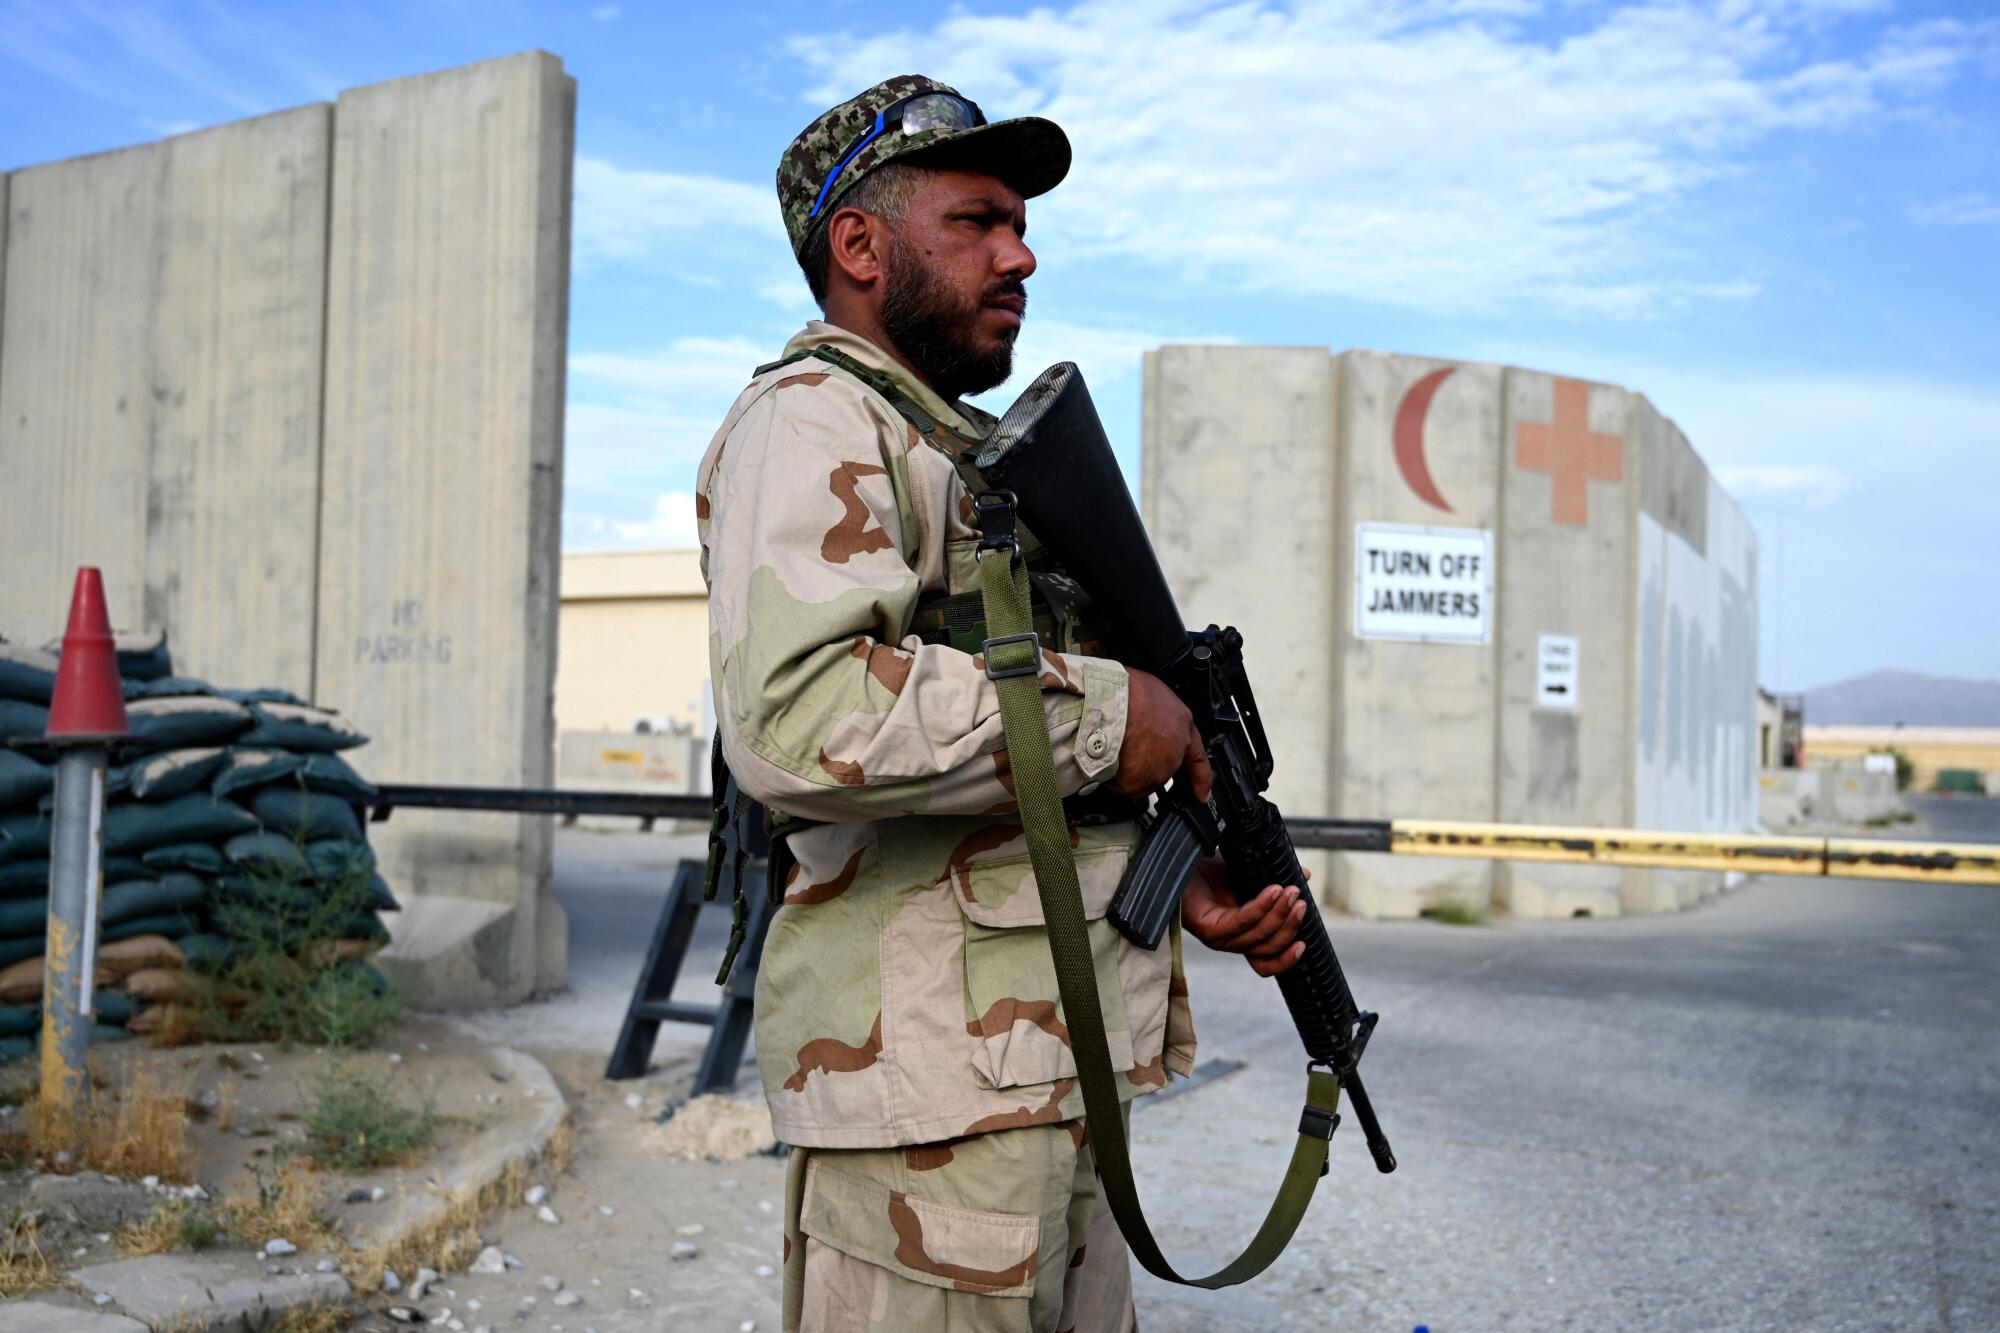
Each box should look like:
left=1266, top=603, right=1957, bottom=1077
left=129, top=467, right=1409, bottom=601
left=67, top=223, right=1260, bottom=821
left=0, top=633, right=398, bottom=1058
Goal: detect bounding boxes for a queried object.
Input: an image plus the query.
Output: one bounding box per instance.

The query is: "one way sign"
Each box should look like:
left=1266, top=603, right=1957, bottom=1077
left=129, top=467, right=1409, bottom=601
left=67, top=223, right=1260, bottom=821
left=1536, top=633, right=1579, bottom=710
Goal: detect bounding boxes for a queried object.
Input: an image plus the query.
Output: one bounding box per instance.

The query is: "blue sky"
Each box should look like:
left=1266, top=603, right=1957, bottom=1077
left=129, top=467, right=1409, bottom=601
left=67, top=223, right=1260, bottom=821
left=2, top=0, right=1994, bottom=691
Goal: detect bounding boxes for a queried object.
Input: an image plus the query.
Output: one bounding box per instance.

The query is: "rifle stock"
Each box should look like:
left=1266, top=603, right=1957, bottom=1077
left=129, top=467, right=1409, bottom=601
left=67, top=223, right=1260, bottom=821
left=977, top=362, right=1396, bottom=1174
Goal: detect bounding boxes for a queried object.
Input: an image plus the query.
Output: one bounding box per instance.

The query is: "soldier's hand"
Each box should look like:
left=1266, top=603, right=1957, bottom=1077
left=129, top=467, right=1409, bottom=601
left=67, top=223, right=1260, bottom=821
left=1180, top=856, right=1308, bottom=977
left=1108, top=670, right=1211, bottom=802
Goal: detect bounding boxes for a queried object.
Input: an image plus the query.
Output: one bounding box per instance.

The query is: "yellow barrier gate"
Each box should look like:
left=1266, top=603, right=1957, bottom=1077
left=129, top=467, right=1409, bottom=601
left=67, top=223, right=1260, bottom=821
left=1389, top=820, right=2000, bottom=885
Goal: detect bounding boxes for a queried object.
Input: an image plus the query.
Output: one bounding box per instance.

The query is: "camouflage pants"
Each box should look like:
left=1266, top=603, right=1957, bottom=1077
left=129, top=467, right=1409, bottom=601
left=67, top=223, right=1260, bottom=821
left=781, top=1115, right=1138, bottom=1332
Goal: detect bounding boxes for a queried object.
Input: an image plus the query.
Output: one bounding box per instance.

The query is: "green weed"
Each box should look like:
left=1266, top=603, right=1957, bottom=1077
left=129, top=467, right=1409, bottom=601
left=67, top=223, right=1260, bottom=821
left=298, top=1062, right=438, bottom=1172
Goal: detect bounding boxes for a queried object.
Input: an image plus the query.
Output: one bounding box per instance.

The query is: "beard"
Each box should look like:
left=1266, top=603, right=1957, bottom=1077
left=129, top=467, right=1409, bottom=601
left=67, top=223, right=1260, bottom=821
left=879, top=243, right=1023, bottom=401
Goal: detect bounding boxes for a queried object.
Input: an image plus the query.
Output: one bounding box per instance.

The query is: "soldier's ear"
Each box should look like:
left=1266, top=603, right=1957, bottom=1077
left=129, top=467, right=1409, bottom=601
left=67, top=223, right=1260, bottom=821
left=826, top=206, right=889, bottom=290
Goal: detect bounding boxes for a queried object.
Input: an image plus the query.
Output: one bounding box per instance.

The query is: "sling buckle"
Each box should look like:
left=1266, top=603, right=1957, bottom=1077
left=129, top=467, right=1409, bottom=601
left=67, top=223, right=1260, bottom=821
left=1298, top=1104, right=1342, bottom=1141
left=982, top=631, right=1042, bottom=681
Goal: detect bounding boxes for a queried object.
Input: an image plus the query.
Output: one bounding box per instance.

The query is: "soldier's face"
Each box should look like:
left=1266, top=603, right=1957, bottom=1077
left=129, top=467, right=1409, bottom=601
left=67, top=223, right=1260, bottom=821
left=880, top=169, right=1035, bottom=399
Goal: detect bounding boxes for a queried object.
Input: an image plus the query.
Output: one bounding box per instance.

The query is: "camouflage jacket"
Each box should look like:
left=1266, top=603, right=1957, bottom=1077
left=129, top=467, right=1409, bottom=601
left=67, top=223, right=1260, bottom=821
left=697, top=321, right=1197, bottom=1148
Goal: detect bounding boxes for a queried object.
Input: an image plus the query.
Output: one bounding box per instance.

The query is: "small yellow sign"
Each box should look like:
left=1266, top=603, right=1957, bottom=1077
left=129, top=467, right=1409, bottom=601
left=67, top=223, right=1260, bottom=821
left=601, top=749, right=645, bottom=765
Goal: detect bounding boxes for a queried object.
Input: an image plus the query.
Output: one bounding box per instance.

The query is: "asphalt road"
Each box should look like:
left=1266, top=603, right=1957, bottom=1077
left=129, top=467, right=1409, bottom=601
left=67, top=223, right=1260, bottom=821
left=533, top=799, right=1999, bottom=1332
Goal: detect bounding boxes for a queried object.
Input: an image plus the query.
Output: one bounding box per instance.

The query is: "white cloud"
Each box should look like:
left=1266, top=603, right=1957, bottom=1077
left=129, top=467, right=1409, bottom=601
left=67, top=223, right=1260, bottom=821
left=590, top=5, right=622, bottom=21
left=1712, top=463, right=1850, bottom=508
left=610, top=491, right=701, bottom=548
left=572, top=157, right=781, bottom=265
left=571, top=336, right=771, bottom=400
left=1909, top=193, right=2000, bottom=226
left=786, top=0, right=1997, bottom=318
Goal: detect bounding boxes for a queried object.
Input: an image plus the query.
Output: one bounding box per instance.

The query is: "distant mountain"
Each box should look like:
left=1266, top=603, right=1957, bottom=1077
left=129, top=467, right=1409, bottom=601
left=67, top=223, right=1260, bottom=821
left=1802, top=671, right=2000, bottom=727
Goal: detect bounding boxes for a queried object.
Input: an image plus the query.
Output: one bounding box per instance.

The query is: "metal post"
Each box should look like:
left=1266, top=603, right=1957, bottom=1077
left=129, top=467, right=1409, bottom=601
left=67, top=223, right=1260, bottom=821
left=39, top=745, right=106, bottom=1143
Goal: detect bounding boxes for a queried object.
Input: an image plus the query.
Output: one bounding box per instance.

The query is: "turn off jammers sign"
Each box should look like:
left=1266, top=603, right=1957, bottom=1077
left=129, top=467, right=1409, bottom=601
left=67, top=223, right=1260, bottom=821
left=1353, top=522, right=1493, bottom=645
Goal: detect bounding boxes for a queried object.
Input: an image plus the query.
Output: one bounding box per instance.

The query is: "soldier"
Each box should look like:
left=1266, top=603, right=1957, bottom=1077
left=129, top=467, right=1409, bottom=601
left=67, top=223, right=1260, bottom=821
left=696, top=75, right=1310, bottom=1332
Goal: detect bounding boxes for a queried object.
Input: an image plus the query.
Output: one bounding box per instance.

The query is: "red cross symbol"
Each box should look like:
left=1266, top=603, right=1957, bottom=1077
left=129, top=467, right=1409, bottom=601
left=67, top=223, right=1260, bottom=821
left=1515, top=378, right=1622, bottom=526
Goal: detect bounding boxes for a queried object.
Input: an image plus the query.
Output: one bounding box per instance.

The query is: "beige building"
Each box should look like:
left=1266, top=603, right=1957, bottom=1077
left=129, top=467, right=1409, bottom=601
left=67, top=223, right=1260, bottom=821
left=1804, top=726, right=2000, bottom=792
left=556, top=549, right=711, bottom=737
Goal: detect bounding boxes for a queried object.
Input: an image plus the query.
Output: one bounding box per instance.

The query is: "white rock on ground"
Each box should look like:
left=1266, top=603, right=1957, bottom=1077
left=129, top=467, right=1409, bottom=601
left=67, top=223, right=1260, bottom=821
left=670, top=1241, right=700, bottom=1260
left=551, top=1291, right=583, bottom=1308
left=535, top=1204, right=561, bottom=1225
left=524, top=1184, right=547, bottom=1205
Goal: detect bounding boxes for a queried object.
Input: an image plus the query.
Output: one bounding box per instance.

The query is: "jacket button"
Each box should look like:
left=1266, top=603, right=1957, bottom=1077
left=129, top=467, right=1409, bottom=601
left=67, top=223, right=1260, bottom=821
left=1084, top=731, right=1109, bottom=760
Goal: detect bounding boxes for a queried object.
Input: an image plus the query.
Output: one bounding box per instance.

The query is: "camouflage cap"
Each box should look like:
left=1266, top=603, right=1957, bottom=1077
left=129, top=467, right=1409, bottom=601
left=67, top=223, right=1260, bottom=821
left=777, top=74, right=1071, bottom=259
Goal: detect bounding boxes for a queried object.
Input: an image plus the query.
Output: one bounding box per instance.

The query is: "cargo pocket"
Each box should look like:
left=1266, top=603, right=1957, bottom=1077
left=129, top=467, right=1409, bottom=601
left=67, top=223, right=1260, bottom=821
left=798, top=1157, right=1035, bottom=1332
left=953, top=843, right=1136, bottom=1090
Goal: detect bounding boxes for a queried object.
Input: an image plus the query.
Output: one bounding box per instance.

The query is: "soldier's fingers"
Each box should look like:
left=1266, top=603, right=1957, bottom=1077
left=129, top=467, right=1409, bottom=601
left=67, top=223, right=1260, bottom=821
left=1221, top=887, right=1300, bottom=952
left=1183, top=727, right=1213, bottom=804
left=1245, top=901, right=1309, bottom=958
left=1195, top=882, right=1280, bottom=940
left=1249, top=940, right=1307, bottom=977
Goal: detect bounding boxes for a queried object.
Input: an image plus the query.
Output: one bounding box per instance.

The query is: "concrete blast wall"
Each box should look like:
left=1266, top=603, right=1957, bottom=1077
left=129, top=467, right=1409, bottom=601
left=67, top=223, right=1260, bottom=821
left=0, top=53, right=574, bottom=1005
left=1144, top=347, right=1758, bottom=918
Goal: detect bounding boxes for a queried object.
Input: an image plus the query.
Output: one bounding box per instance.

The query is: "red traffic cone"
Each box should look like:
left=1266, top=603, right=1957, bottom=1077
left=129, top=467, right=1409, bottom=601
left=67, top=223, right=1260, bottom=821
left=44, top=568, right=129, bottom=745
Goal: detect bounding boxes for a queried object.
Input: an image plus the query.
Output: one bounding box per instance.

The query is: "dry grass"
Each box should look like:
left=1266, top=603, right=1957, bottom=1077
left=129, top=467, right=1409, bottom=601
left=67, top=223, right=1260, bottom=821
left=348, top=1155, right=526, bottom=1294
left=26, top=1070, right=196, bottom=1182
left=116, top=1200, right=221, bottom=1257
left=541, top=1112, right=577, bottom=1177
left=0, top=1214, right=60, bottom=1299
left=270, top=1305, right=354, bottom=1332
left=219, top=1162, right=342, bottom=1254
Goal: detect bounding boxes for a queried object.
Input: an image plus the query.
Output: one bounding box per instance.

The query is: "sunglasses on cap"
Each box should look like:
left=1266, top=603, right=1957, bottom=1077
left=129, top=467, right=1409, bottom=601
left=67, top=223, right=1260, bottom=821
left=807, top=91, right=987, bottom=223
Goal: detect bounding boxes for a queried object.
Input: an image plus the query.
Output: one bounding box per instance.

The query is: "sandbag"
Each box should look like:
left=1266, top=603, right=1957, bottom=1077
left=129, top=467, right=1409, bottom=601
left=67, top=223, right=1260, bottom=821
left=298, top=754, right=377, bottom=800
left=0, top=860, right=49, bottom=894
left=219, top=686, right=308, bottom=707
left=0, top=813, right=51, bottom=864
left=247, top=788, right=362, bottom=843
left=0, top=811, right=51, bottom=863
left=141, top=842, right=229, bottom=875
left=299, top=938, right=381, bottom=968
left=0, top=698, right=49, bottom=743
left=345, top=911, right=390, bottom=943
left=124, top=696, right=253, bottom=750
left=363, top=872, right=400, bottom=913
left=0, top=752, right=52, bottom=806
left=96, top=934, right=185, bottom=978
left=0, top=644, right=59, bottom=704
left=124, top=967, right=248, bottom=1008
left=123, top=748, right=227, bottom=800
left=104, top=913, right=201, bottom=944
left=122, top=676, right=215, bottom=700
left=44, top=630, right=172, bottom=682
left=211, top=748, right=308, bottom=798
left=94, top=990, right=137, bottom=1026
left=0, top=896, right=45, bottom=937
left=303, top=838, right=377, bottom=884
left=0, top=955, right=39, bottom=1003
left=212, top=875, right=317, bottom=917
left=235, top=700, right=366, bottom=753
left=223, top=831, right=309, bottom=879
left=127, top=1003, right=200, bottom=1041
left=0, top=1004, right=36, bottom=1037
left=177, top=933, right=234, bottom=971
left=103, top=792, right=257, bottom=854
left=103, top=874, right=206, bottom=927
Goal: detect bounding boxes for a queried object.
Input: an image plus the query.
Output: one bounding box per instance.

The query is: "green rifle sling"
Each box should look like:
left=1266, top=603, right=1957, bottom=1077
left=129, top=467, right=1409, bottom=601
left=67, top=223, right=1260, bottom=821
left=974, top=530, right=1342, bottom=1289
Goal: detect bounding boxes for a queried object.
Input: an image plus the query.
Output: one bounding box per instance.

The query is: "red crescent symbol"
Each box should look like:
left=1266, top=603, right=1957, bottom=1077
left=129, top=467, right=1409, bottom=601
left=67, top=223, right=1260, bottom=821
left=1393, top=366, right=1456, bottom=514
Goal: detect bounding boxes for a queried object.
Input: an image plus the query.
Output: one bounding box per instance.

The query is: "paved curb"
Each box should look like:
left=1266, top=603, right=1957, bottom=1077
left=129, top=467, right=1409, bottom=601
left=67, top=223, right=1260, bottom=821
left=344, top=1042, right=571, bottom=1262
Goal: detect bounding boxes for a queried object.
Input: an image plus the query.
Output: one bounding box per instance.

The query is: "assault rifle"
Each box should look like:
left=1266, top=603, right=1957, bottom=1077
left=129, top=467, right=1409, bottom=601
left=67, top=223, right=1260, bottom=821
left=976, top=363, right=1396, bottom=1178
